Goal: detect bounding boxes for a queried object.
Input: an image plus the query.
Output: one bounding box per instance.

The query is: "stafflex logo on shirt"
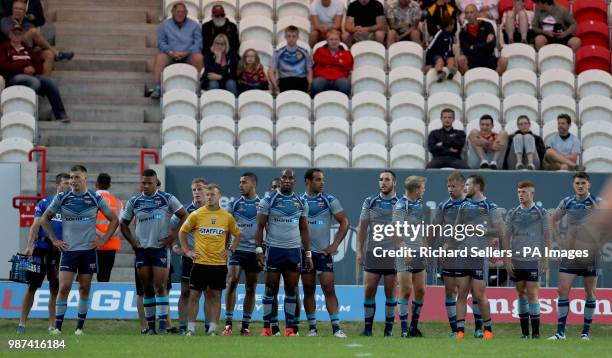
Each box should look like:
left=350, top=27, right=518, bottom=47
left=198, top=227, right=225, bottom=235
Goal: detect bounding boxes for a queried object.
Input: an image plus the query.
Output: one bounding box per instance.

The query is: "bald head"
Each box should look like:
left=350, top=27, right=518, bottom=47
left=280, top=168, right=296, bottom=194
left=465, top=4, right=478, bottom=23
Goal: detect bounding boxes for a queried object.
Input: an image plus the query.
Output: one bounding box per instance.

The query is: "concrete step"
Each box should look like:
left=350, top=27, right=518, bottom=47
left=68, top=47, right=158, bottom=57
left=55, top=33, right=149, bottom=49
left=55, top=79, right=148, bottom=98
left=46, top=146, right=147, bottom=159
left=115, top=252, right=136, bottom=268
left=46, top=171, right=144, bottom=202
left=51, top=0, right=161, bottom=7
left=37, top=101, right=160, bottom=123
left=61, top=94, right=159, bottom=107
left=54, top=56, right=150, bottom=72
left=53, top=9, right=149, bottom=24
left=47, top=158, right=142, bottom=175
left=55, top=22, right=159, bottom=35
left=39, top=121, right=161, bottom=148
left=109, top=267, right=136, bottom=283
left=52, top=70, right=152, bottom=82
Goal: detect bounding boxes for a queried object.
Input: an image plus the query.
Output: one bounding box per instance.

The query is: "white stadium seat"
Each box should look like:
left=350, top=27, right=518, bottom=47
left=200, top=115, right=235, bottom=144
left=390, top=117, right=426, bottom=146
left=239, top=0, right=274, bottom=19
left=426, top=68, right=462, bottom=96
left=388, top=41, right=423, bottom=70
left=352, top=117, right=387, bottom=146
left=464, top=67, right=500, bottom=97
left=427, top=92, right=463, bottom=124
left=501, top=43, right=537, bottom=72
left=351, top=40, right=386, bottom=69
left=314, top=116, right=349, bottom=146
left=352, top=143, right=388, bottom=168
left=199, top=140, right=235, bottom=166
left=276, top=90, right=311, bottom=121
left=582, top=146, right=612, bottom=173
left=238, top=90, right=273, bottom=118
left=239, top=16, right=274, bottom=44
left=351, top=66, right=386, bottom=95
left=538, top=44, right=574, bottom=73
left=390, top=143, right=426, bottom=169
left=466, top=118, right=502, bottom=134
left=237, top=115, right=273, bottom=144
left=276, top=16, right=311, bottom=44
left=164, top=0, right=200, bottom=21
left=580, top=120, right=612, bottom=149
left=503, top=94, right=539, bottom=124
left=539, top=69, right=575, bottom=98
left=162, top=64, right=199, bottom=94
left=504, top=121, right=542, bottom=136
left=200, top=89, right=235, bottom=118
left=161, top=140, right=197, bottom=165
left=465, top=93, right=501, bottom=124
left=276, top=0, right=310, bottom=19
left=541, top=120, right=577, bottom=144
left=0, top=137, right=32, bottom=162
left=579, top=95, right=612, bottom=125
left=351, top=91, right=386, bottom=121
left=1, top=86, right=37, bottom=116
left=540, top=95, right=576, bottom=125
left=162, top=89, right=198, bottom=118
left=501, top=68, right=537, bottom=97
left=577, top=70, right=612, bottom=99
left=237, top=141, right=274, bottom=166
left=314, top=142, right=349, bottom=167
left=388, top=66, right=424, bottom=96
left=239, top=40, right=274, bottom=67
left=203, top=0, right=237, bottom=21
left=1, top=112, right=35, bottom=142
left=313, top=91, right=349, bottom=120
left=161, top=114, right=198, bottom=144
left=428, top=118, right=464, bottom=133
left=389, top=92, right=425, bottom=123
left=276, top=116, right=311, bottom=145
left=275, top=141, right=311, bottom=167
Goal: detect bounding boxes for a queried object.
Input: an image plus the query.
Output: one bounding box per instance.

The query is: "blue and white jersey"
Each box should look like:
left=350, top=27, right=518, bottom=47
left=302, top=192, right=344, bottom=254
left=227, top=196, right=260, bottom=252
left=393, top=197, right=427, bottom=247
left=556, top=194, right=601, bottom=226
left=456, top=197, right=502, bottom=249
left=434, top=197, right=466, bottom=249
left=34, top=195, right=63, bottom=249
left=171, top=201, right=200, bottom=249
left=257, top=190, right=308, bottom=249
left=505, top=204, right=550, bottom=261
left=360, top=193, right=400, bottom=250
left=47, top=190, right=113, bottom=251
left=121, top=190, right=183, bottom=249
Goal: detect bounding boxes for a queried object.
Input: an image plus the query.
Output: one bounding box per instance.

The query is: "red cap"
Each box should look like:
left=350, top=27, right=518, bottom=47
left=211, top=5, right=225, bottom=16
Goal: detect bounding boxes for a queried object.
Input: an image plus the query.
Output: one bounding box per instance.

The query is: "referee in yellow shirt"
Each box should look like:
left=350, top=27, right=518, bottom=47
left=179, top=184, right=241, bottom=336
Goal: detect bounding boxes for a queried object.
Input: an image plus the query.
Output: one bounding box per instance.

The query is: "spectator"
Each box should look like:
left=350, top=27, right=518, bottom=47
left=457, top=4, right=508, bottom=75
left=343, top=0, right=386, bottom=45
left=3, top=0, right=45, bottom=27
left=0, top=25, right=68, bottom=121
left=151, top=2, right=203, bottom=99
left=543, top=114, right=581, bottom=171
left=1, top=0, right=73, bottom=75
left=467, top=114, right=508, bottom=169
left=502, top=0, right=534, bottom=44
left=201, top=5, right=239, bottom=55
left=503, top=115, right=545, bottom=170
left=311, top=29, right=353, bottom=96
left=309, top=0, right=345, bottom=48
left=268, top=26, right=312, bottom=94
left=532, top=0, right=580, bottom=52
left=236, top=49, right=268, bottom=93
left=425, top=0, right=459, bottom=37
left=425, top=14, right=456, bottom=82
left=202, top=34, right=238, bottom=96
left=385, top=0, right=423, bottom=47
left=427, top=108, right=469, bottom=169
left=95, top=173, right=124, bottom=283
left=456, top=0, right=498, bottom=21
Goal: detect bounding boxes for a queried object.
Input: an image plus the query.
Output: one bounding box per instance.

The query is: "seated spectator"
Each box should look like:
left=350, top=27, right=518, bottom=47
left=150, top=2, right=203, bottom=99
left=201, top=5, right=239, bottom=55
left=467, top=114, right=508, bottom=169
left=503, top=115, right=545, bottom=170
left=0, top=0, right=73, bottom=75
left=343, top=0, right=386, bottom=45
left=425, top=15, right=456, bottom=82
left=237, top=49, right=268, bottom=93
left=543, top=114, right=581, bottom=171
left=268, top=26, right=312, bottom=94
left=456, top=0, right=498, bottom=21
left=0, top=25, right=67, bottom=121
left=425, top=0, right=458, bottom=38
left=202, top=34, right=238, bottom=96
left=457, top=4, right=507, bottom=75
left=309, top=0, right=345, bottom=48
left=502, top=0, right=534, bottom=44
left=311, top=30, right=353, bottom=96
left=4, top=0, right=44, bottom=27
left=532, top=0, right=580, bottom=52
left=427, top=108, right=469, bottom=169
left=385, top=0, right=423, bottom=47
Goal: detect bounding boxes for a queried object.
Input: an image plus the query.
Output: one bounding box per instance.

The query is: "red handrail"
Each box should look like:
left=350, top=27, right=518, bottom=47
left=140, top=149, right=159, bottom=175
left=12, top=147, right=48, bottom=208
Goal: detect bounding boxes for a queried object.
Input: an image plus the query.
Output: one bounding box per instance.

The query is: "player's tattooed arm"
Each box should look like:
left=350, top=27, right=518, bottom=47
left=120, top=219, right=141, bottom=251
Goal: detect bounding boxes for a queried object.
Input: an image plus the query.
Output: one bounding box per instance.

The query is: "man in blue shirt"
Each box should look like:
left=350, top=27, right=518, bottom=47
left=150, top=2, right=203, bottom=98
left=16, top=173, right=70, bottom=334
left=543, top=114, right=581, bottom=171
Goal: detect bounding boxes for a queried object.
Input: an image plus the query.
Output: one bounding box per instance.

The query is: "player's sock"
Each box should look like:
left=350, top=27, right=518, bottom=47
left=457, top=319, right=465, bottom=333
left=518, top=299, right=529, bottom=336
left=284, top=295, right=297, bottom=330
left=330, top=313, right=341, bottom=333
left=472, top=299, right=483, bottom=331
left=529, top=303, right=540, bottom=336
left=208, top=322, right=217, bottom=333
left=242, top=313, right=251, bottom=330
left=156, top=296, right=169, bottom=333
left=179, top=320, right=187, bottom=331
left=483, top=319, right=492, bottom=332
left=55, top=300, right=67, bottom=331
left=398, top=298, right=409, bottom=333
left=262, top=295, right=274, bottom=329
left=225, top=310, right=234, bottom=327
left=410, top=300, right=423, bottom=331
left=364, top=297, right=376, bottom=332
left=384, top=297, right=397, bottom=333
left=187, top=322, right=196, bottom=333
left=307, top=313, right=317, bottom=331
left=205, top=320, right=210, bottom=332
left=556, top=297, right=569, bottom=335
left=445, top=298, right=458, bottom=332
left=143, top=297, right=156, bottom=331
left=76, top=299, right=90, bottom=330
left=270, top=316, right=280, bottom=334
left=582, top=298, right=596, bottom=335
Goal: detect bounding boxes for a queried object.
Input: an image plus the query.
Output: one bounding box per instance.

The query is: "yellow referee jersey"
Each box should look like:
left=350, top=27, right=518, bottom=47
left=180, top=206, right=240, bottom=265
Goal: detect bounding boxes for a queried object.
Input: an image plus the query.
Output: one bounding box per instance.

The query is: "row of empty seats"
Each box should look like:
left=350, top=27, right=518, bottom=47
left=0, top=86, right=37, bottom=163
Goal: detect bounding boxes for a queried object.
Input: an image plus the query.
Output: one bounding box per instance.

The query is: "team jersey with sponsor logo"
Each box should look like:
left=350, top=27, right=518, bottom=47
left=505, top=204, right=550, bottom=261
left=227, top=196, right=260, bottom=252
left=360, top=193, right=401, bottom=251
left=393, top=197, right=427, bottom=247
left=434, top=197, right=466, bottom=249
left=456, top=197, right=502, bottom=249
left=302, top=192, right=344, bottom=253
left=258, top=190, right=308, bottom=249
left=556, top=194, right=601, bottom=226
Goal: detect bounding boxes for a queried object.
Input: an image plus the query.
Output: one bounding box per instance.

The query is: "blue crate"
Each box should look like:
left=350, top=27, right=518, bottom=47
left=9, top=254, right=42, bottom=284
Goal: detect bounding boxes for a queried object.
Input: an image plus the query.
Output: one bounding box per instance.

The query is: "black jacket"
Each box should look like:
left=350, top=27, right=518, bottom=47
left=201, top=19, right=239, bottom=55
left=201, top=51, right=238, bottom=87
left=428, top=127, right=466, bottom=159
left=459, top=20, right=496, bottom=59
left=503, top=130, right=546, bottom=169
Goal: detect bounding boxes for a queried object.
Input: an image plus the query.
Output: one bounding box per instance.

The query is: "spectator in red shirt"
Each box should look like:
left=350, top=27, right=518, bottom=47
left=236, top=48, right=268, bottom=93
left=311, top=29, right=353, bottom=96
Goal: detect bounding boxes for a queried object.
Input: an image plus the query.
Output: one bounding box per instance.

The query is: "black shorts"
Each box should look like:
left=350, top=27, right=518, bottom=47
left=425, top=52, right=454, bottom=67
left=278, top=77, right=308, bottom=92
left=510, top=261, right=539, bottom=282
left=181, top=256, right=194, bottom=283
left=229, top=250, right=261, bottom=273
left=559, top=268, right=598, bottom=277
left=29, top=246, right=60, bottom=290
left=135, top=265, right=174, bottom=296
left=466, top=55, right=498, bottom=70
left=364, top=268, right=397, bottom=276
left=189, top=264, right=228, bottom=291
left=301, top=251, right=334, bottom=274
